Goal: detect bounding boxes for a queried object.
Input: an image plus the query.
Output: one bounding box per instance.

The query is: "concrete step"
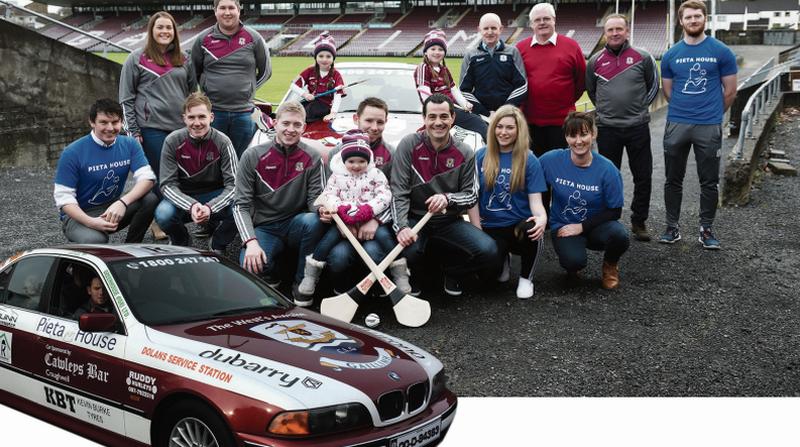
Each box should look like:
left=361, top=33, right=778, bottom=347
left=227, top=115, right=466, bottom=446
left=768, top=161, right=798, bottom=176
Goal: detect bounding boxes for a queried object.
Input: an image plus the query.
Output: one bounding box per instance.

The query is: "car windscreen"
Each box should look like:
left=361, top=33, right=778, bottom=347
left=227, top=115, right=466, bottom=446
left=107, top=255, right=289, bottom=326
left=335, top=67, right=423, bottom=114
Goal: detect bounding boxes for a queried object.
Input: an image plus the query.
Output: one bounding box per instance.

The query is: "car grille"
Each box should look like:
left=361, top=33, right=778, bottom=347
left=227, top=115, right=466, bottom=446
left=377, top=381, right=429, bottom=421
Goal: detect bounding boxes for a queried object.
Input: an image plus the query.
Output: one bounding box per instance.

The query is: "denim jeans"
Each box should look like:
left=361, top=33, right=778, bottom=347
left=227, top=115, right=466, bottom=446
left=211, top=109, right=256, bottom=159
left=239, top=212, right=326, bottom=284
left=154, top=189, right=237, bottom=250
left=326, top=224, right=394, bottom=291
left=140, top=127, right=172, bottom=199
left=550, top=220, right=630, bottom=272
left=402, top=215, right=500, bottom=279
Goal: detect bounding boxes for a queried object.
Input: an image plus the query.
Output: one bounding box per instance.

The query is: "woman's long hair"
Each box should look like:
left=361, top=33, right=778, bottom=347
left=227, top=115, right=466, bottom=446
left=483, top=105, right=530, bottom=193
left=144, top=11, right=183, bottom=67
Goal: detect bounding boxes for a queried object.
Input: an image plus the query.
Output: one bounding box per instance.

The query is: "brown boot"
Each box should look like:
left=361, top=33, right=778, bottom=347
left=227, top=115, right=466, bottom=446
left=150, top=221, right=168, bottom=241
left=631, top=222, right=651, bottom=242
left=601, top=261, right=619, bottom=290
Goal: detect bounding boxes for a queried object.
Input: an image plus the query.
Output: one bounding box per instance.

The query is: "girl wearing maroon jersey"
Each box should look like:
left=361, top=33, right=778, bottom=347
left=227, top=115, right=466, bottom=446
left=414, top=29, right=488, bottom=138
left=291, top=32, right=345, bottom=123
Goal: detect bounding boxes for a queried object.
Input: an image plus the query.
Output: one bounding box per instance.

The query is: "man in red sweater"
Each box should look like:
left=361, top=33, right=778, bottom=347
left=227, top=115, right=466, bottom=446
left=516, top=2, right=586, bottom=156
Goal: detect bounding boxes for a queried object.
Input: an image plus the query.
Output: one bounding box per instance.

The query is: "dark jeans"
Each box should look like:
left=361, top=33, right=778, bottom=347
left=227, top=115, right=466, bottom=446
left=140, top=127, right=171, bottom=200
left=550, top=220, right=630, bottom=272
left=402, top=215, right=500, bottom=280
left=303, top=99, right=330, bottom=123
left=326, top=224, right=396, bottom=292
left=313, top=223, right=394, bottom=262
left=597, top=123, right=653, bottom=225
left=662, top=122, right=722, bottom=227
left=528, top=124, right=568, bottom=219
left=238, top=212, right=325, bottom=284
left=62, top=192, right=158, bottom=243
left=454, top=108, right=488, bottom=140
left=153, top=189, right=237, bottom=250
left=212, top=109, right=256, bottom=159
left=484, top=224, right=544, bottom=280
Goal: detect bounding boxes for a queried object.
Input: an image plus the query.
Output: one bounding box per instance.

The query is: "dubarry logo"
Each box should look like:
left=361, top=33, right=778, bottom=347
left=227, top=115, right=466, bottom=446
left=199, top=348, right=305, bottom=388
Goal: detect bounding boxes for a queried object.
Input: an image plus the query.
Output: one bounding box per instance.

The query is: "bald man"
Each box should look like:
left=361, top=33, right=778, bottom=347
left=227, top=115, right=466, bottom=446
left=459, top=13, right=528, bottom=117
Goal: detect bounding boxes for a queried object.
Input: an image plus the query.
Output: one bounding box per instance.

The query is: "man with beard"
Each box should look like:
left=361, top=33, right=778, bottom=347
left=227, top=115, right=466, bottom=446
left=586, top=14, right=659, bottom=242
left=391, top=94, right=499, bottom=296
left=155, top=93, right=238, bottom=254
left=659, top=0, right=737, bottom=250
left=233, top=101, right=325, bottom=306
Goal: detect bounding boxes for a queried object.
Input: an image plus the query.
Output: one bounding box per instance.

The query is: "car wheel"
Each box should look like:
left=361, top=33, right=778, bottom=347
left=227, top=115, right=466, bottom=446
left=158, top=401, right=236, bottom=447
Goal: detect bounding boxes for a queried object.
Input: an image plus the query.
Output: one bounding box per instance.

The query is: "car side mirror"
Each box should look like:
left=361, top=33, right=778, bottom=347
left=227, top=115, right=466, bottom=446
left=79, top=313, right=117, bottom=332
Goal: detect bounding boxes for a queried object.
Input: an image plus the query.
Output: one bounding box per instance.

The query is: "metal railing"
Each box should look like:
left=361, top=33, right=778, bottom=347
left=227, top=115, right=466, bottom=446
left=0, top=0, right=131, bottom=53
left=732, top=72, right=783, bottom=160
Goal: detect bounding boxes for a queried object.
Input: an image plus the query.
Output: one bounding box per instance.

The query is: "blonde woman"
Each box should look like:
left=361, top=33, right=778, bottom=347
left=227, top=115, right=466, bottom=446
left=468, top=105, right=547, bottom=299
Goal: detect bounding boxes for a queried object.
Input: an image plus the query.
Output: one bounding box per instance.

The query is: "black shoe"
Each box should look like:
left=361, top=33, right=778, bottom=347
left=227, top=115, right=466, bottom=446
left=192, top=223, right=213, bottom=239
left=443, top=275, right=462, bottom=297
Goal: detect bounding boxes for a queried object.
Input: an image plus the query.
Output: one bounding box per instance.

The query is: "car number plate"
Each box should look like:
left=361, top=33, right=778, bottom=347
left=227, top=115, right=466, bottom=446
left=389, top=418, right=441, bottom=447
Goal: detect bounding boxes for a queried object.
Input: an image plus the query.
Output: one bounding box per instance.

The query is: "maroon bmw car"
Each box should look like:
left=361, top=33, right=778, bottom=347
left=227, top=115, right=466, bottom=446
left=0, top=245, right=456, bottom=446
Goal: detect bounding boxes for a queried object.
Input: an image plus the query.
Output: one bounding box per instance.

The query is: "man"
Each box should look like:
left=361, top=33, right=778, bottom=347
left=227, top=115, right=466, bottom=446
left=516, top=2, right=586, bottom=155
left=72, top=276, right=111, bottom=319
left=659, top=0, right=737, bottom=249
left=325, top=98, right=400, bottom=292
left=586, top=14, right=660, bottom=241
left=233, top=101, right=326, bottom=306
left=459, top=13, right=528, bottom=117
left=392, top=94, right=500, bottom=296
left=155, top=93, right=238, bottom=254
left=192, top=0, right=271, bottom=158
left=54, top=98, right=158, bottom=244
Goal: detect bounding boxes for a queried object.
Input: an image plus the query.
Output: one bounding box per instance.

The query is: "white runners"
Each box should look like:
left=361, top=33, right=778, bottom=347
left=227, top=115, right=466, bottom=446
left=497, top=254, right=511, bottom=283
left=516, top=277, right=534, bottom=299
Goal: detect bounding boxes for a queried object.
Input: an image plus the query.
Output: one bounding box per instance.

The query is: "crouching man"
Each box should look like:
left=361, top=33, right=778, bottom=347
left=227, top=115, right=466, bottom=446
left=155, top=92, right=238, bottom=254
left=54, top=98, right=158, bottom=243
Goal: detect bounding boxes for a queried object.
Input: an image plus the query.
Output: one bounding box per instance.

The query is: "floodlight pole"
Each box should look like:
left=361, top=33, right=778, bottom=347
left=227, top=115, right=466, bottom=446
left=710, top=0, right=716, bottom=38
left=669, top=0, right=675, bottom=46
left=630, top=0, right=635, bottom=47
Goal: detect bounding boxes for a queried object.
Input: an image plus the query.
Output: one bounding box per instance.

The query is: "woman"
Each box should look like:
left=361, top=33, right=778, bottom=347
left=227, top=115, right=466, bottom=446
left=468, top=105, right=547, bottom=299
left=539, top=112, right=630, bottom=289
left=119, top=11, right=196, bottom=197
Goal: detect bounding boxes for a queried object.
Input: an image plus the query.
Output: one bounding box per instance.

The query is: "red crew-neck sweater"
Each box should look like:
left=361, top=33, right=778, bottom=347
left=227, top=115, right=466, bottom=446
left=516, top=35, right=586, bottom=126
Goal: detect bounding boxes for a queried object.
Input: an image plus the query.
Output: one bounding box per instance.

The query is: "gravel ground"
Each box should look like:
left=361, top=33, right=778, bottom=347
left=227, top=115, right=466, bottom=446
left=2, top=47, right=797, bottom=397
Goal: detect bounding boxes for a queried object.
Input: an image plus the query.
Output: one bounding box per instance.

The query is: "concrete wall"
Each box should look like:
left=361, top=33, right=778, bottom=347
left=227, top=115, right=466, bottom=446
left=0, top=19, right=122, bottom=168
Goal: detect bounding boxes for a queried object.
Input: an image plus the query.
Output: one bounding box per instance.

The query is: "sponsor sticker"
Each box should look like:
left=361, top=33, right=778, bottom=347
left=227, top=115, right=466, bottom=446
left=127, top=371, right=158, bottom=401
left=0, top=305, right=19, bottom=328
left=140, top=346, right=234, bottom=384
left=205, top=311, right=307, bottom=332
left=320, top=347, right=395, bottom=371
left=44, top=344, right=110, bottom=384
left=250, top=320, right=359, bottom=352
left=0, top=331, right=11, bottom=364
left=198, top=347, right=305, bottom=388
left=36, top=317, right=119, bottom=351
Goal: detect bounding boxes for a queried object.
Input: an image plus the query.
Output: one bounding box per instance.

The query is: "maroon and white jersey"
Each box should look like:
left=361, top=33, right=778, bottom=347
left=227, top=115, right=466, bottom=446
left=414, top=63, right=456, bottom=103
left=294, top=66, right=345, bottom=108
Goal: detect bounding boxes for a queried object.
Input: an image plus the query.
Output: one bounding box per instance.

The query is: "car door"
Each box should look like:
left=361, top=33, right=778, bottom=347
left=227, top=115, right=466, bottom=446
left=28, top=257, right=129, bottom=437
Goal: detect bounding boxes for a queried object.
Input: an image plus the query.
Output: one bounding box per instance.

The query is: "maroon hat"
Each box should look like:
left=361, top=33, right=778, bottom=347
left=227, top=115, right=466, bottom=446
left=423, top=29, right=447, bottom=54
left=340, top=129, right=371, bottom=162
left=312, top=31, right=337, bottom=58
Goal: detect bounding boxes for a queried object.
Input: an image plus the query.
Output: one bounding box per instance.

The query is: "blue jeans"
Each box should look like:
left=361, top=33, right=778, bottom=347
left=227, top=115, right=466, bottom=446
left=154, top=189, right=237, bottom=250
left=140, top=128, right=171, bottom=199
left=211, top=109, right=256, bottom=159
left=402, top=215, right=500, bottom=279
left=239, top=213, right=325, bottom=284
left=550, top=220, right=630, bottom=272
left=326, top=224, right=394, bottom=291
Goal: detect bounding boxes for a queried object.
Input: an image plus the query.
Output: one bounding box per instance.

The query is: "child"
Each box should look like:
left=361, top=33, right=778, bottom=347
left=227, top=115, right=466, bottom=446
left=291, top=31, right=345, bottom=123
left=414, top=29, right=488, bottom=138
left=298, top=130, right=411, bottom=297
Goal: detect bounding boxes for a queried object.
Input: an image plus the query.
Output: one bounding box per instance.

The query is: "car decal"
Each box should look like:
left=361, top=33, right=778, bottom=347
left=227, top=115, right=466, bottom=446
left=0, top=330, right=11, bottom=364
left=0, top=305, right=19, bottom=329
left=250, top=319, right=361, bottom=353
left=319, top=347, right=396, bottom=371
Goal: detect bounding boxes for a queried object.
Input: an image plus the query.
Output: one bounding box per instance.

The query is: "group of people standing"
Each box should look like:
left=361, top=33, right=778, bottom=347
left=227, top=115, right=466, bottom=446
left=53, top=0, right=738, bottom=308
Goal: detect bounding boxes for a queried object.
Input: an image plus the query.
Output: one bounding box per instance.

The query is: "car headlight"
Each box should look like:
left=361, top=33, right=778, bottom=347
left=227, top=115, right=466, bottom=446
left=431, top=369, right=448, bottom=400
left=268, top=403, right=371, bottom=436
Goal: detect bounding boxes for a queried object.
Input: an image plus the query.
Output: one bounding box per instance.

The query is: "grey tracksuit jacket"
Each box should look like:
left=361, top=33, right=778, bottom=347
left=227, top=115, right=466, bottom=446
left=191, top=23, right=271, bottom=113
left=233, top=140, right=325, bottom=243
left=390, top=132, right=478, bottom=232
left=159, top=128, right=237, bottom=214
left=119, top=48, right=197, bottom=135
left=586, top=41, right=659, bottom=128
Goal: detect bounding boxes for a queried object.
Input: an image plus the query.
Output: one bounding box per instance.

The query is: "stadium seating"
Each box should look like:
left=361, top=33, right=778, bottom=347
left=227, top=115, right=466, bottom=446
left=338, top=6, right=446, bottom=56
left=514, top=3, right=605, bottom=57
left=41, top=12, right=93, bottom=40
left=418, top=4, right=524, bottom=57
left=629, top=2, right=669, bottom=58
left=280, top=29, right=360, bottom=56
